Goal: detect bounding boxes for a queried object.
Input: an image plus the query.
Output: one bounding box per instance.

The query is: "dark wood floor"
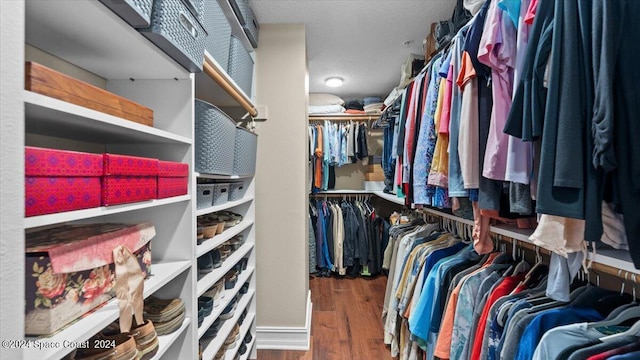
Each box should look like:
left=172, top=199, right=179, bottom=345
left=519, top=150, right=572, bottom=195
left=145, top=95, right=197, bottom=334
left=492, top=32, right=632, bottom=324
left=257, top=275, right=392, bottom=360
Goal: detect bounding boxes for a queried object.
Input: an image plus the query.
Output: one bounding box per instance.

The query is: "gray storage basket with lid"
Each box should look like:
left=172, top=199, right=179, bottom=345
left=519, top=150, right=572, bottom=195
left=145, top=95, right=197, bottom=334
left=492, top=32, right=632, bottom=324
left=197, top=184, right=215, bottom=209
left=242, top=7, right=259, bottom=48
left=195, top=99, right=237, bottom=175
left=202, top=0, right=232, bottom=70
left=139, top=0, right=208, bottom=73
left=228, top=36, right=254, bottom=97
left=100, top=0, right=153, bottom=28
left=228, top=182, right=246, bottom=201
left=212, top=183, right=230, bottom=205
left=233, top=126, right=257, bottom=176
left=228, top=0, right=249, bottom=25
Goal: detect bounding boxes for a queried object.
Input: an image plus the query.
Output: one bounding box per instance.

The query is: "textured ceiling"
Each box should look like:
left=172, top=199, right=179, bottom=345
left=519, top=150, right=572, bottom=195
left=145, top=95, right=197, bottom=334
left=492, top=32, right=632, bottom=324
left=250, top=0, right=455, bottom=100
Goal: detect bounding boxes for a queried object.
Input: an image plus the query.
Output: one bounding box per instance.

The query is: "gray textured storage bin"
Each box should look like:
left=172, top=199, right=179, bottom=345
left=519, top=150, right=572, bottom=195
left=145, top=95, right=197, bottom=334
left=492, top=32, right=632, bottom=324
left=228, top=0, right=249, bottom=25
left=100, top=0, right=153, bottom=28
left=228, top=182, right=246, bottom=201
left=212, top=183, right=230, bottom=205
left=139, top=0, right=208, bottom=73
left=202, top=0, right=232, bottom=69
left=228, top=36, right=254, bottom=97
left=195, top=99, right=236, bottom=175
left=242, top=7, right=259, bottom=48
left=197, top=184, right=215, bottom=209
left=183, top=0, right=205, bottom=20
left=233, top=127, right=257, bottom=176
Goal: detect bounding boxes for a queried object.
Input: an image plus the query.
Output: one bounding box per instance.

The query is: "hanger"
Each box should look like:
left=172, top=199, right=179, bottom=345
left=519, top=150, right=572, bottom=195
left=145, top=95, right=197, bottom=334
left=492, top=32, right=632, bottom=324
left=589, top=305, right=640, bottom=329
left=599, top=319, right=640, bottom=341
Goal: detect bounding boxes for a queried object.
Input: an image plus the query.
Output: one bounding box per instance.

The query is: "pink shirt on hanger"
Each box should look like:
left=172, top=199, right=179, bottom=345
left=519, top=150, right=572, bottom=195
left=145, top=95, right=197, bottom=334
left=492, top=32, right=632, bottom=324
left=478, top=0, right=517, bottom=181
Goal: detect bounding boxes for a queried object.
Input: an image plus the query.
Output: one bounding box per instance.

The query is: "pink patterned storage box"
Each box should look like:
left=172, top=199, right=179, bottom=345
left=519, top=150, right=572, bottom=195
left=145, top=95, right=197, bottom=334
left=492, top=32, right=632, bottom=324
left=25, top=222, right=154, bottom=335
left=103, top=154, right=158, bottom=206
left=157, top=160, right=189, bottom=199
left=25, top=146, right=103, bottom=217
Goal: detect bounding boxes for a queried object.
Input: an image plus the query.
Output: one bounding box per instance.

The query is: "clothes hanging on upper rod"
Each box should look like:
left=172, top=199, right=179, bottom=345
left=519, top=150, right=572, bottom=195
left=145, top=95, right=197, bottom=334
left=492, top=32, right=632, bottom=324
left=309, top=120, right=370, bottom=192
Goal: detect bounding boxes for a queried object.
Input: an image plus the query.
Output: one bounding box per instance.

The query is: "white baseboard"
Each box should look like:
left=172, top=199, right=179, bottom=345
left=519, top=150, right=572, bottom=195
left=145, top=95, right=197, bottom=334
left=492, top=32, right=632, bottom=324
left=256, top=290, right=312, bottom=350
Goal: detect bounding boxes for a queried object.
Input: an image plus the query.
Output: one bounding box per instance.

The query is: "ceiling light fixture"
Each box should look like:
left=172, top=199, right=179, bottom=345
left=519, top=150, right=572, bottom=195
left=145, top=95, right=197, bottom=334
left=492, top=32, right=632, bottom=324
left=325, top=77, right=344, bottom=88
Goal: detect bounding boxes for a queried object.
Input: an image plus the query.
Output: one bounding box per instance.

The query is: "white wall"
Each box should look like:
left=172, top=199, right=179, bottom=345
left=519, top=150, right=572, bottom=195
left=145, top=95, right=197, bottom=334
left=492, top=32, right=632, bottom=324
left=1, top=0, right=25, bottom=357
left=254, top=24, right=310, bottom=330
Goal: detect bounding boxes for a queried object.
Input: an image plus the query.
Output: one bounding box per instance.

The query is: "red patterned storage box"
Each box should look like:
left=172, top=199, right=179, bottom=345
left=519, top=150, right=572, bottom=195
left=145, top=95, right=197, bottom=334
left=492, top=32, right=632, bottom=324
left=157, top=160, right=189, bottom=199
left=25, top=222, right=155, bottom=335
left=25, top=146, right=103, bottom=217
left=103, top=154, right=158, bottom=206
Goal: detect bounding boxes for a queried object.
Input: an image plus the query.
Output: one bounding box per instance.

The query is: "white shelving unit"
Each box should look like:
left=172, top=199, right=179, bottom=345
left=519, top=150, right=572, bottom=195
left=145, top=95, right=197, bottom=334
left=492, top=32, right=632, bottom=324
left=201, top=290, right=255, bottom=360
left=1, top=0, right=260, bottom=359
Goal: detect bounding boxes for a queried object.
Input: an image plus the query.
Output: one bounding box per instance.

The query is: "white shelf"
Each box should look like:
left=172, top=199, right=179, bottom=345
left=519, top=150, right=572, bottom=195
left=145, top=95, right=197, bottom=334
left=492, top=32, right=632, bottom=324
left=421, top=207, right=474, bottom=226
left=225, top=313, right=255, bottom=360
left=151, top=317, right=191, bottom=360
left=196, top=172, right=252, bottom=180
left=312, top=190, right=372, bottom=195
left=490, top=223, right=534, bottom=242
left=198, top=269, right=255, bottom=339
left=197, top=220, right=254, bottom=258
left=589, top=248, right=640, bottom=275
left=201, top=290, right=255, bottom=360
left=24, top=195, right=191, bottom=229
left=25, top=0, right=188, bottom=80
left=25, top=91, right=192, bottom=145
left=24, top=260, right=191, bottom=360
left=197, top=243, right=255, bottom=297
left=373, top=191, right=405, bottom=205
left=196, top=196, right=254, bottom=217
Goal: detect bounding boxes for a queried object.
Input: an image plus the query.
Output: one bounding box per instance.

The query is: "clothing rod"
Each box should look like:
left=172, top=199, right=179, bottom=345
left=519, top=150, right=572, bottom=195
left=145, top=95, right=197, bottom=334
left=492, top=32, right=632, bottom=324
left=203, top=56, right=258, bottom=117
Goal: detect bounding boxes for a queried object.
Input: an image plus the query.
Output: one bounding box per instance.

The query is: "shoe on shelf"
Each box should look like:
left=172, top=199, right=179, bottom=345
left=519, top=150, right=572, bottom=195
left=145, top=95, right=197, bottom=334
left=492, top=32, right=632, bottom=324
left=243, top=332, right=253, bottom=345
left=198, top=253, right=214, bottom=276
left=129, top=319, right=159, bottom=360
left=198, top=307, right=205, bottom=327
left=198, top=296, right=214, bottom=317
left=144, top=297, right=185, bottom=323
left=75, top=333, right=138, bottom=360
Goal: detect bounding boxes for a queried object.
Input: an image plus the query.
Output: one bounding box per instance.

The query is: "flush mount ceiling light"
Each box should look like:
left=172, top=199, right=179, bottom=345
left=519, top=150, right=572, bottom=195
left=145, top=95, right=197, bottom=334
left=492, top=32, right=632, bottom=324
left=325, top=77, right=344, bottom=88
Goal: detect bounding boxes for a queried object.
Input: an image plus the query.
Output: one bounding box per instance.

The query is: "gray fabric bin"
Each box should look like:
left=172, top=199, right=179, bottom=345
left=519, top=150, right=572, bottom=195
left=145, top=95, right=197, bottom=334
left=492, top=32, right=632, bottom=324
left=242, top=7, right=259, bottom=48
left=228, top=0, right=248, bottom=25
left=233, top=127, right=257, bottom=176
left=228, top=182, right=246, bottom=201
left=195, top=99, right=236, bottom=175
left=100, top=0, right=153, bottom=28
left=197, top=184, right=215, bottom=209
left=228, top=36, right=254, bottom=97
left=212, top=183, right=230, bottom=205
left=139, top=0, right=208, bottom=73
left=202, top=0, right=232, bottom=70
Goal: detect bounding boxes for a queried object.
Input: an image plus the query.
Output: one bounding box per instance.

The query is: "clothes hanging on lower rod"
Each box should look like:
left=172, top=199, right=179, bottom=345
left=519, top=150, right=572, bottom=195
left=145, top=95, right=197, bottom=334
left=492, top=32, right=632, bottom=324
left=308, top=197, right=389, bottom=277
left=382, top=217, right=639, bottom=360
left=309, top=120, right=369, bottom=192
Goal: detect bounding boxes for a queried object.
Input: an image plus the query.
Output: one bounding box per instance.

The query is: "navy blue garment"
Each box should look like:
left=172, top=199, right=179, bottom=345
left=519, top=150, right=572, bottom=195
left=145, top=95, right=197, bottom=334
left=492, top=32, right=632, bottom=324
left=514, top=307, right=604, bottom=360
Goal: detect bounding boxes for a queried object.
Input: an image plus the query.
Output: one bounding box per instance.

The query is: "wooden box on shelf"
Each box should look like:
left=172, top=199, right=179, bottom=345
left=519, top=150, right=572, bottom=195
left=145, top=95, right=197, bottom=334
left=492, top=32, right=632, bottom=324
left=24, top=222, right=155, bottom=335
left=25, top=61, right=154, bottom=126
left=25, top=146, right=103, bottom=217
left=103, top=154, right=159, bottom=206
